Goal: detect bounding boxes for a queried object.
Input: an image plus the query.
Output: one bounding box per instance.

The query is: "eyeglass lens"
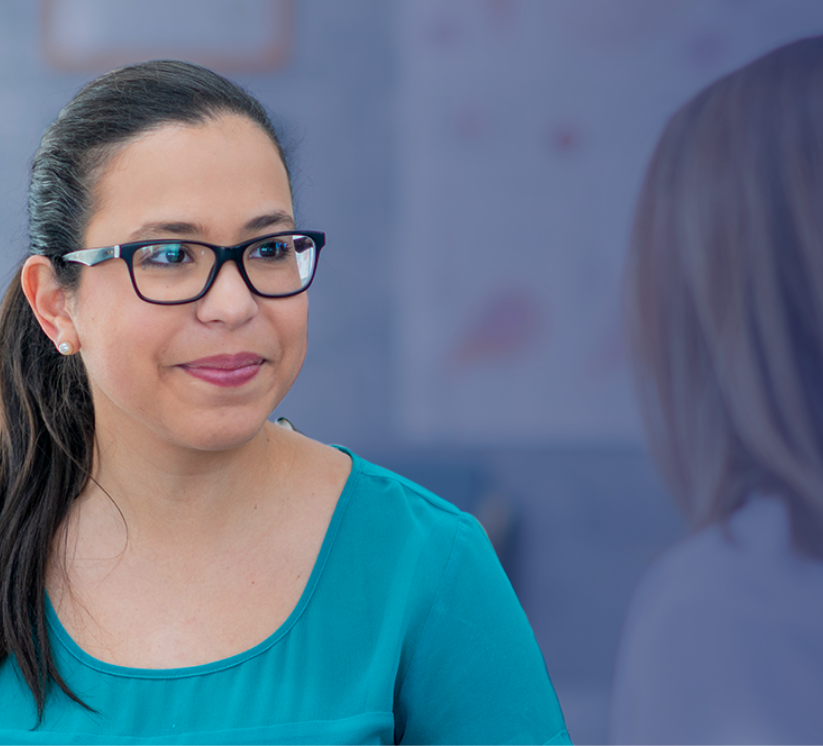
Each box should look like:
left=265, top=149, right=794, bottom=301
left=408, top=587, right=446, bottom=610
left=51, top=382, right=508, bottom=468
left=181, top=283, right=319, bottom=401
left=131, top=234, right=317, bottom=302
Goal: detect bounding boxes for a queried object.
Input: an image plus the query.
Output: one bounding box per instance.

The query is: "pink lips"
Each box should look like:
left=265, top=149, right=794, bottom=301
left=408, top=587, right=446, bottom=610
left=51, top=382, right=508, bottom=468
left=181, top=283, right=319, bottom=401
left=179, top=353, right=265, bottom=387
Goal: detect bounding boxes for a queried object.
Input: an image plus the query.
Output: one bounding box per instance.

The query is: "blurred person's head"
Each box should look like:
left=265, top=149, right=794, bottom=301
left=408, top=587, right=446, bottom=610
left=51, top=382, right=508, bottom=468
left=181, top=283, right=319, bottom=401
left=627, top=35, right=823, bottom=554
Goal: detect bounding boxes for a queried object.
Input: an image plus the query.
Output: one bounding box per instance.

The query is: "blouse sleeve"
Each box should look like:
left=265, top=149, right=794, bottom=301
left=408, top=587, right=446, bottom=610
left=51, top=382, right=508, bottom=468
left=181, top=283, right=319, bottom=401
left=394, top=514, right=570, bottom=745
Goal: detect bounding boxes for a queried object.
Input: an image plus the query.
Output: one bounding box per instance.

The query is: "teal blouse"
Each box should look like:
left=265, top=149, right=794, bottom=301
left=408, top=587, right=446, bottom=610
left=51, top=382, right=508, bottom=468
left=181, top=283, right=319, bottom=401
left=0, top=449, right=570, bottom=744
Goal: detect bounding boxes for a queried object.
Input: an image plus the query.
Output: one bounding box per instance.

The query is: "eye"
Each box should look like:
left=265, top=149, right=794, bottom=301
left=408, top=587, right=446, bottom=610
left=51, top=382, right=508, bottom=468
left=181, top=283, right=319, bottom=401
left=138, top=243, right=196, bottom=267
left=248, top=238, right=293, bottom=260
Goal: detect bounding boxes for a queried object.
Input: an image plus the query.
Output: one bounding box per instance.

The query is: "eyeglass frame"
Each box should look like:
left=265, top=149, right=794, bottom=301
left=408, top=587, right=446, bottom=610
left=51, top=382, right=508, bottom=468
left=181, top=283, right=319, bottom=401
left=60, top=230, right=326, bottom=305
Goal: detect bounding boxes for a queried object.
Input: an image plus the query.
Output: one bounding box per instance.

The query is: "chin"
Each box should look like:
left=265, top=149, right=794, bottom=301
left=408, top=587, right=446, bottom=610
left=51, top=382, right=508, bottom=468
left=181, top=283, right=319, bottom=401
left=163, top=408, right=273, bottom=453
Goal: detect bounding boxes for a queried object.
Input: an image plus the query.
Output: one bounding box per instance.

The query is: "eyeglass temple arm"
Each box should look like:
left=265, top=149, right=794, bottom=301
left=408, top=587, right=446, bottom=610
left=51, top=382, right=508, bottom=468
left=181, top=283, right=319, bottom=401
left=62, top=245, right=122, bottom=266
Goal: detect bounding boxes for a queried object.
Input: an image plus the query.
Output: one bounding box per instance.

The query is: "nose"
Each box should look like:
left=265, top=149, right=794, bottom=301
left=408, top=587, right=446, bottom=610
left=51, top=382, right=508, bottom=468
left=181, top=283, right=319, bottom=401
left=195, top=260, right=258, bottom=327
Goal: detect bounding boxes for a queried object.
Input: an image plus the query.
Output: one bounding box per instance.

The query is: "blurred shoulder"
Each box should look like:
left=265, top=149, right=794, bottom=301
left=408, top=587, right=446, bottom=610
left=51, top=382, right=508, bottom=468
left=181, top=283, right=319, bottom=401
left=623, top=496, right=823, bottom=629
left=610, top=497, right=823, bottom=744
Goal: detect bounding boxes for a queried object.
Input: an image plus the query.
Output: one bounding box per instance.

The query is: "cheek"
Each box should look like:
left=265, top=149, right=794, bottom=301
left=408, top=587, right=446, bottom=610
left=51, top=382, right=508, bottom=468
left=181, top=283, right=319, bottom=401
left=274, top=297, right=309, bottom=366
left=73, top=294, right=181, bottom=402
left=78, top=324, right=171, bottom=418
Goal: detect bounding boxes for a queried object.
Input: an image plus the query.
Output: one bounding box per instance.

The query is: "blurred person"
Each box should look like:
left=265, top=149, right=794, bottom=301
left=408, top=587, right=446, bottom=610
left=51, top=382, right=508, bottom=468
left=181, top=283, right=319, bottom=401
left=610, top=35, right=823, bottom=745
left=0, top=60, right=569, bottom=744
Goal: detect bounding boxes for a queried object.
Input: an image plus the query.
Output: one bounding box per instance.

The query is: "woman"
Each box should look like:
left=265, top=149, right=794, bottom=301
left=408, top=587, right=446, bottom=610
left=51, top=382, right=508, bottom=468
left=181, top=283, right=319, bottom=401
left=611, top=36, right=823, bottom=744
left=0, top=61, right=568, bottom=744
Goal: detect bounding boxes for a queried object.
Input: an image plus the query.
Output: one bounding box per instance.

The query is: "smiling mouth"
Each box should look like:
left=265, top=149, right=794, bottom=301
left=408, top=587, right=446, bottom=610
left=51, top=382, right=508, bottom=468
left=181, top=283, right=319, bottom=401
left=179, top=354, right=265, bottom=387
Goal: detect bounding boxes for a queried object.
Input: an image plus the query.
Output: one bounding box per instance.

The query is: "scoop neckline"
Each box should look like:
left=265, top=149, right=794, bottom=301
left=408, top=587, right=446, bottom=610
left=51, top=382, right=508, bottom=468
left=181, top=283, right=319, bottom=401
left=45, top=446, right=361, bottom=680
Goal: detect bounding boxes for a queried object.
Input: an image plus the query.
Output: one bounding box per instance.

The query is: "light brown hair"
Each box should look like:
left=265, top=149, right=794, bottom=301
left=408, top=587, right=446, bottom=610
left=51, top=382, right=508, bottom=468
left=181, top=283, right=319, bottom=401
left=627, top=36, right=823, bottom=553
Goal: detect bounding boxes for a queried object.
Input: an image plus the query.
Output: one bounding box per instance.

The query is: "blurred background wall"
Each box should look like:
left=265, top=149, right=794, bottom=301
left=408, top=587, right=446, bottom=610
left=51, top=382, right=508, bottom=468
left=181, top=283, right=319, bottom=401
left=2, top=2, right=822, bottom=741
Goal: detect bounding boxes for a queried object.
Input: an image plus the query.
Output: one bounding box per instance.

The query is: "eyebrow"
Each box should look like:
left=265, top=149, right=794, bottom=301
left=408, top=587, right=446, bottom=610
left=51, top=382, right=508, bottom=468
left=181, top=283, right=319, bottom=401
left=125, top=211, right=295, bottom=242
left=243, top=211, right=295, bottom=233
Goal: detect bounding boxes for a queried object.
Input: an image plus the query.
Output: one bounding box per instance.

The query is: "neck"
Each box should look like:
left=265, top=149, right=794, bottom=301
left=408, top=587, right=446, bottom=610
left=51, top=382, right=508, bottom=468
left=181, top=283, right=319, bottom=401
left=73, top=419, right=293, bottom=554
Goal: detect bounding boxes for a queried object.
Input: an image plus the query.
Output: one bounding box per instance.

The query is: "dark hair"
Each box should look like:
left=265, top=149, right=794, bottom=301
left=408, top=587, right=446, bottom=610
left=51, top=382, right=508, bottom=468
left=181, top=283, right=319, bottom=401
left=627, top=36, right=823, bottom=554
left=0, top=60, right=292, bottom=717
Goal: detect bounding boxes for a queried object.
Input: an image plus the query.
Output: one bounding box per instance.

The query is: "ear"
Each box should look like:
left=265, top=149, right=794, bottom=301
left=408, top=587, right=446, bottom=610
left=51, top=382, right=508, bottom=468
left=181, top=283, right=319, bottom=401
left=20, top=255, right=79, bottom=351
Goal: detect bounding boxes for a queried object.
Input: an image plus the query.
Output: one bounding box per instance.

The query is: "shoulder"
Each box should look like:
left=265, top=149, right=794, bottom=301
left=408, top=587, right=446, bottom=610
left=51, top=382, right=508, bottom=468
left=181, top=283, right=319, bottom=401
left=610, top=498, right=823, bottom=743
left=333, top=448, right=518, bottom=620
left=310, top=447, right=568, bottom=745
left=306, top=446, right=504, bottom=679
left=619, top=497, right=823, bottom=643
left=620, top=522, right=742, bottom=636
left=294, top=443, right=493, bottom=606
left=323, top=447, right=509, bottom=639
left=274, top=431, right=465, bottom=537
left=337, top=447, right=503, bottom=602
left=334, top=446, right=480, bottom=545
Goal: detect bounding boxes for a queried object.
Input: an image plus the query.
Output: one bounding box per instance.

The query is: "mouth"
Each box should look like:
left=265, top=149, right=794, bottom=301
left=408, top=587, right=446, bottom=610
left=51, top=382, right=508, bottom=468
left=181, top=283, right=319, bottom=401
left=178, top=353, right=265, bottom=387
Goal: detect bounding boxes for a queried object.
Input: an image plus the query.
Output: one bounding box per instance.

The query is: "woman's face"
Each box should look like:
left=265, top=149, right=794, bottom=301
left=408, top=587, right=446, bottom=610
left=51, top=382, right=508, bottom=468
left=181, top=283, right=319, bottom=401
left=69, top=114, right=306, bottom=454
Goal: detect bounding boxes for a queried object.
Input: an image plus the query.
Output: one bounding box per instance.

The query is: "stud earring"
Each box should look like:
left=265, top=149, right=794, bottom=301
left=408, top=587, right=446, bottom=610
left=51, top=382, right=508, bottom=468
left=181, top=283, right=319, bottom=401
left=57, top=342, right=73, bottom=356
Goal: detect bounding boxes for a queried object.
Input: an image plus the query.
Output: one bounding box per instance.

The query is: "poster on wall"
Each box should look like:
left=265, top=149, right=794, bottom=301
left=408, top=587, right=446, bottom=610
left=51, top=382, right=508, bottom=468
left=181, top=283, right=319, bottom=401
left=395, top=0, right=823, bottom=446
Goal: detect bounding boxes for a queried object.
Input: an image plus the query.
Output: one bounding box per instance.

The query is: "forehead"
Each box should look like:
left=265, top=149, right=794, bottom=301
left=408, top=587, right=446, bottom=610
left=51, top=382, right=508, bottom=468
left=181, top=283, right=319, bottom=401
left=85, top=114, right=292, bottom=246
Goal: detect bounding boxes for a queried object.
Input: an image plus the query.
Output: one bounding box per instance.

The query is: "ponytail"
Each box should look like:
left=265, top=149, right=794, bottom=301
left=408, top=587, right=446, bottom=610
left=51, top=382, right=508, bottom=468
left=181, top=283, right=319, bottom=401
left=0, top=271, right=94, bottom=716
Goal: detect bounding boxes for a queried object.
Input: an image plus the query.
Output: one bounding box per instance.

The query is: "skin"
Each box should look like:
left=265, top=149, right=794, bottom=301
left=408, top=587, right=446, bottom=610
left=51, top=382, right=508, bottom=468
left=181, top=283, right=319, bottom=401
left=20, top=114, right=351, bottom=668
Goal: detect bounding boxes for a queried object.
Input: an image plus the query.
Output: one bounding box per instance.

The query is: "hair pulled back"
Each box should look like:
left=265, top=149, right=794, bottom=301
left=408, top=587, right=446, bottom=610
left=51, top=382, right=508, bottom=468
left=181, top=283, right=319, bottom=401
left=0, top=60, right=291, bottom=717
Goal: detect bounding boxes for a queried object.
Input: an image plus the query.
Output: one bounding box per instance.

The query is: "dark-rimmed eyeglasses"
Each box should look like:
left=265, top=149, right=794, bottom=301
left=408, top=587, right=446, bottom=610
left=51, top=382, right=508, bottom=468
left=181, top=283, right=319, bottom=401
left=62, top=231, right=325, bottom=305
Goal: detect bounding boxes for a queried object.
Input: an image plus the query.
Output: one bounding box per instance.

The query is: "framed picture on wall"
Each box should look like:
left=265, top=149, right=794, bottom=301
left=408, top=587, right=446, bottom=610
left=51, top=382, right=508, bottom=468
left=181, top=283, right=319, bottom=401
left=41, top=0, right=292, bottom=72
